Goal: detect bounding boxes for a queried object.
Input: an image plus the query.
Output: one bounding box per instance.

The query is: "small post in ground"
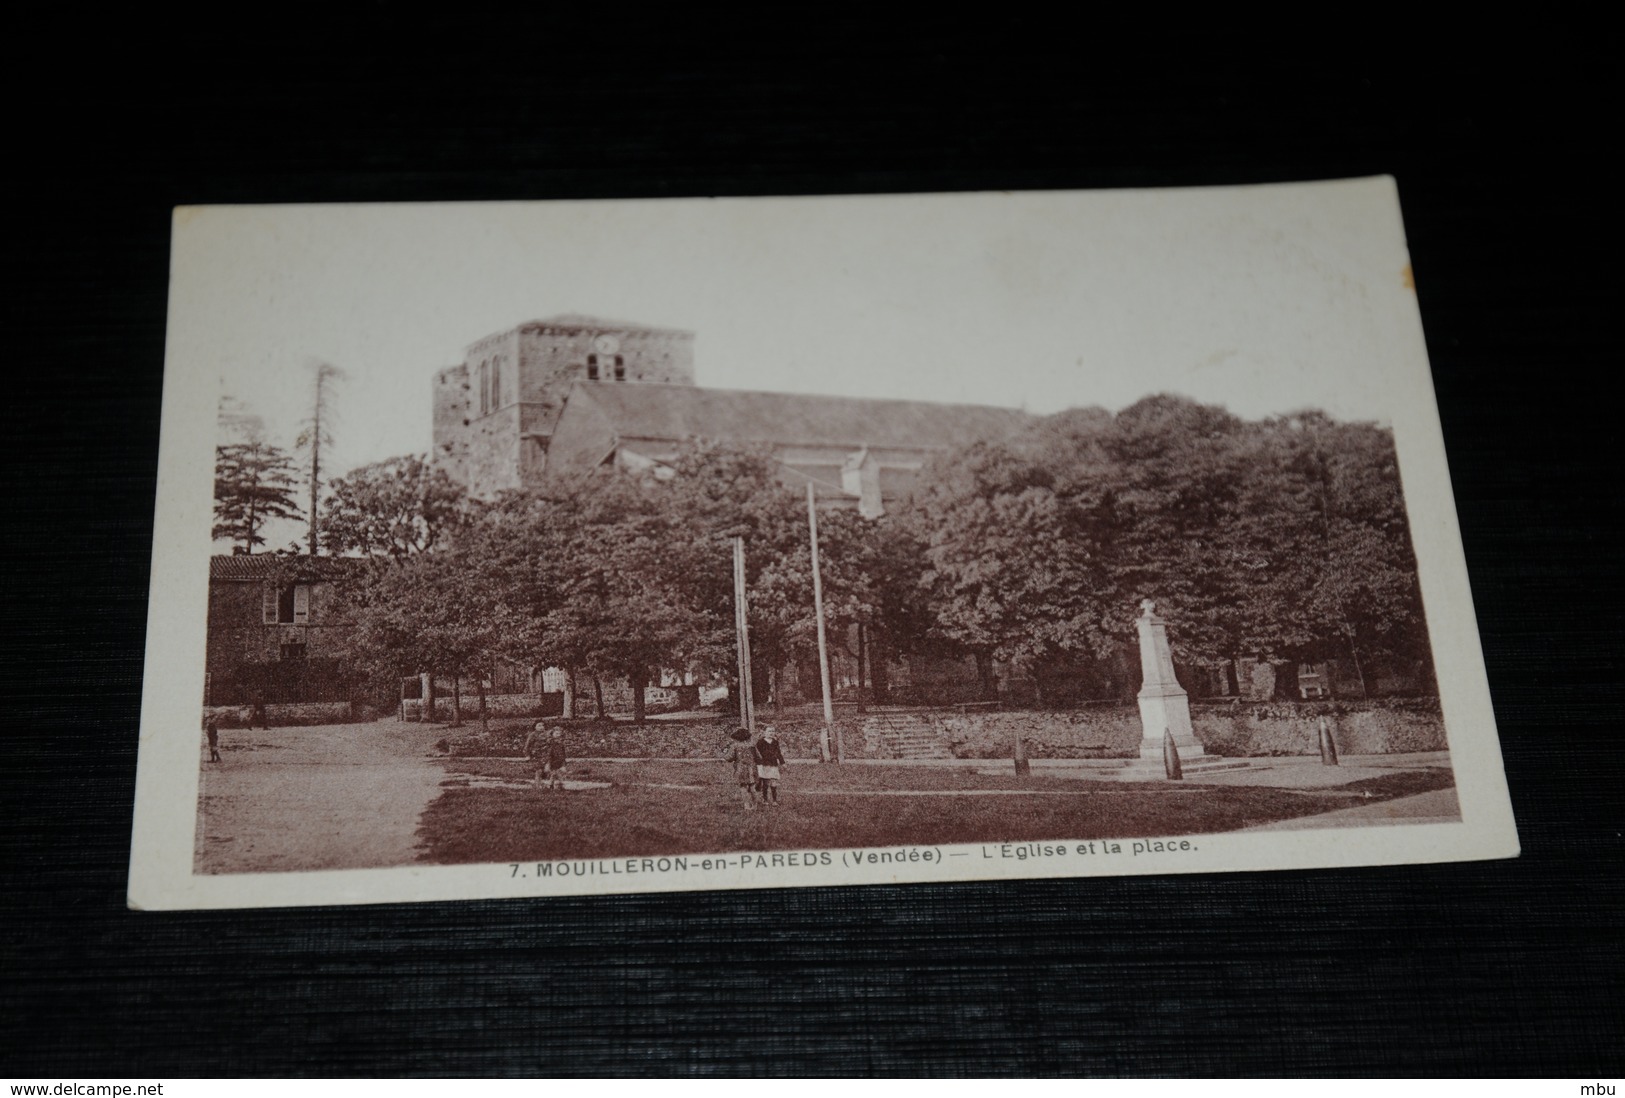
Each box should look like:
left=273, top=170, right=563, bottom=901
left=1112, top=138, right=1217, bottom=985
left=1163, top=728, right=1183, bottom=780
left=1318, top=716, right=1339, bottom=766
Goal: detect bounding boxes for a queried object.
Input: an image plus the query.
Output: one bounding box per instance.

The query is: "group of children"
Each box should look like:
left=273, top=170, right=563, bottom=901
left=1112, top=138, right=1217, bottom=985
left=725, top=726, right=787, bottom=810
left=526, top=721, right=788, bottom=808
left=525, top=724, right=569, bottom=789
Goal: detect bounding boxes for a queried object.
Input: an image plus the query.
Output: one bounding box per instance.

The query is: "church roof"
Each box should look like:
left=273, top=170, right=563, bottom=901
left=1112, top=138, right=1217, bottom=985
left=520, top=314, right=693, bottom=336
left=566, top=381, right=1033, bottom=451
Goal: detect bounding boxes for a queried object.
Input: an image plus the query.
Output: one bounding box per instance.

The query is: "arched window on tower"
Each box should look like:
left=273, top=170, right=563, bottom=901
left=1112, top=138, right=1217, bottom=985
left=586, top=354, right=599, bottom=381
left=613, top=355, right=626, bottom=381
left=490, top=355, right=501, bottom=409
left=477, top=360, right=489, bottom=415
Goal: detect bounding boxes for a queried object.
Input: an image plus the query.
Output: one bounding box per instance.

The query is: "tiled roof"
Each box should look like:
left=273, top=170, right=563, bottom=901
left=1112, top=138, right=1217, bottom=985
left=209, top=554, right=356, bottom=582
left=569, top=382, right=1033, bottom=451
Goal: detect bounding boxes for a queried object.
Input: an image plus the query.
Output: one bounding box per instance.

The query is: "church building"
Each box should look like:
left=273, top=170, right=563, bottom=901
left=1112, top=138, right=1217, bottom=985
left=431, top=314, right=1032, bottom=516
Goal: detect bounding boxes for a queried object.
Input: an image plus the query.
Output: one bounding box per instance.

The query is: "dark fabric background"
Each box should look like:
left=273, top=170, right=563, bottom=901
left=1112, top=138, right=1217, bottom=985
left=4, top=20, right=1619, bottom=1077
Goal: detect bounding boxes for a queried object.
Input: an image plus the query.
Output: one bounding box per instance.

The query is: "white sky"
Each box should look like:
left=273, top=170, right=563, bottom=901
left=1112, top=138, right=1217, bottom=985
left=168, top=177, right=1423, bottom=482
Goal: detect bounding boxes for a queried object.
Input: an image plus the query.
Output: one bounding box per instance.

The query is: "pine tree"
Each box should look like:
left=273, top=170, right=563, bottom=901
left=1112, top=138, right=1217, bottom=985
left=213, top=399, right=303, bottom=553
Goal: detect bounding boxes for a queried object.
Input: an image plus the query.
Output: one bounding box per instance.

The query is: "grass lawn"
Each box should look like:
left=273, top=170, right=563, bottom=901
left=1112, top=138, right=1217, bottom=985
left=417, top=759, right=1456, bottom=865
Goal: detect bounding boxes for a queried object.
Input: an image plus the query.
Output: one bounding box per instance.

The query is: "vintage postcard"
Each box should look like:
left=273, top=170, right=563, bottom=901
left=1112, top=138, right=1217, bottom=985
left=129, top=178, right=1518, bottom=910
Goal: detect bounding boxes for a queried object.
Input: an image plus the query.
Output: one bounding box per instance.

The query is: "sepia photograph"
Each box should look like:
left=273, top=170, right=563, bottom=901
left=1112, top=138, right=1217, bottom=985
left=130, top=178, right=1518, bottom=909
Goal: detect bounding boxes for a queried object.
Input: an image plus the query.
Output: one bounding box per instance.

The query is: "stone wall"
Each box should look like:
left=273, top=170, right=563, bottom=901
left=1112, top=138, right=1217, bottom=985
left=1191, top=698, right=1446, bottom=757
left=439, top=319, right=699, bottom=498
left=445, top=715, right=830, bottom=759
left=931, top=706, right=1145, bottom=759
left=906, top=699, right=1446, bottom=759
left=458, top=404, right=522, bottom=498
left=431, top=364, right=471, bottom=484
left=437, top=699, right=1447, bottom=760
left=203, top=702, right=357, bottom=728
left=206, top=581, right=349, bottom=674
left=206, top=578, right=352, bottom=704
left=517, top=323, right=695, bottom=403
left=402, top=692, right=565, bottom=722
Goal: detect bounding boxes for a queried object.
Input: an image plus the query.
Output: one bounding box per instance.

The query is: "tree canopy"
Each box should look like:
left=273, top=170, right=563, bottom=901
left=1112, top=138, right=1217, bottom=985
left=330, top=395, right=1431, bottom=713
left=910, top=395, right=1427, bottom=695
left=320, top=454, right=466, bottom=559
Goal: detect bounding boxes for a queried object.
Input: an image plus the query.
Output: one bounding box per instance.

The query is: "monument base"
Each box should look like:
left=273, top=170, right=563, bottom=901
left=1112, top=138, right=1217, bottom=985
left=1136, top=689, right=1198, bottom=752
left=1119, top=753, right=1250, bottom=780
left=1136, top=737, right=1208, bottom=764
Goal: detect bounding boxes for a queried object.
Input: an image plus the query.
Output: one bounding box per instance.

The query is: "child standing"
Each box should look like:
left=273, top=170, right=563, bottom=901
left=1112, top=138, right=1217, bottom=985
left=545, top=728, right=567, bottom=791
left=525, top=722, right=547, bottom=789
left=205, top=716, right=221, bottom=764
left=722, top=727, right=758, bottom=811
left=754, top=726, right=786, bottom=806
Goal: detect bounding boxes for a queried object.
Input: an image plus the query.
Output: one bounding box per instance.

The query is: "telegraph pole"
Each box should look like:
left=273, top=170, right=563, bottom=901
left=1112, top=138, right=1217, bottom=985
left=807, top=482, right=836, bottom=762
left=732, top=536, right=756, bottom=734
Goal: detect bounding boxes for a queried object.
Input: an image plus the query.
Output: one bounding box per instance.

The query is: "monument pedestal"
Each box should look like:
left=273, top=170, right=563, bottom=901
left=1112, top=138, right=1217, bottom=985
left=1130, top=600, right=1209, bottom=774
left=1136, top=686, right=1207, bottom=764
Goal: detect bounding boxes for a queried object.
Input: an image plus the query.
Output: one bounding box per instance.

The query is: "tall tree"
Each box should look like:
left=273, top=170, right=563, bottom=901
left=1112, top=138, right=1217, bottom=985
left=320, top=454, right=466, bottom=559
left=477, top=491, right=592, bottom=718
left=1093, top=395, right=1253, bottom=673
left=478, top=468, right=718, bottom=724
left=339, top=547, right=502, bottom=729
left=296, top=360, right=345, bottom=556
left=581, top=473, right=711, bottom=723
left=212, top=397, right=303, bottom=554
left=805, top=506, right=934, bottom=703
left=911, top=432, right=1118, bottom=702
left=1242, top=413, right=1427, bottom=694
left=659, top=442, right=807, bottom=704
left=908, top=395, right=1431, bottom=701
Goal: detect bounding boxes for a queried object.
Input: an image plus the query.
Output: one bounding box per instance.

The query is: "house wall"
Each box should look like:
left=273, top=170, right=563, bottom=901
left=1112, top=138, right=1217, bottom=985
left=205, top=580, right=348, bottom=672
left=205, top=579, right=352, bottom=703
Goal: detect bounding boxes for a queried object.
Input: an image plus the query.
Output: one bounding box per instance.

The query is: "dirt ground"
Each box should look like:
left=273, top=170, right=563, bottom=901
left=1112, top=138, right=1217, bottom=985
left=194, top=719, right=450, bottom=874
left=193, top=720, right=1457, bottom=874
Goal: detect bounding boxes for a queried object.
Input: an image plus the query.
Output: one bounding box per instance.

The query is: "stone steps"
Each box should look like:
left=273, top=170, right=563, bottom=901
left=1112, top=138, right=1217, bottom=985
left=886, top=734, right=953, bottom=760
left=1180, top=758, right=1251, bottom=773
left=863, top=713, right=954, bottom=759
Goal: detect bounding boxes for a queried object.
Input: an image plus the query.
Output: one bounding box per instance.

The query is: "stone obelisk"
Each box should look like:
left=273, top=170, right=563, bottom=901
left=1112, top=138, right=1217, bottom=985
left=1135, top=600, right=1205, bottom=765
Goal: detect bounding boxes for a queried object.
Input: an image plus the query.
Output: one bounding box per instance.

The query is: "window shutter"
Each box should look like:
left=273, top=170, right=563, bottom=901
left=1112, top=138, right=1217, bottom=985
left=263, top=585, right=278, bottom=624
left=293, top=585, right=311, bottom=624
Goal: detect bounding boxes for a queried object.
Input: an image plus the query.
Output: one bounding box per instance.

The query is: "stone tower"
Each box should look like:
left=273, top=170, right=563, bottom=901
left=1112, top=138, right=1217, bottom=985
left=431, top=314, right=695, bottom=496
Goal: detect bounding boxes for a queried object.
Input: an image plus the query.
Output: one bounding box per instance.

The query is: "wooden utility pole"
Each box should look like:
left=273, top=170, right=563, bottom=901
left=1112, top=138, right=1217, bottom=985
left=300, top=361, right=343, bottom=556
left=807, top=482, right=835, bottom=762
left=856, top=622, right=868, bottom=715
left=732, top=536, right=756, bottom=734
